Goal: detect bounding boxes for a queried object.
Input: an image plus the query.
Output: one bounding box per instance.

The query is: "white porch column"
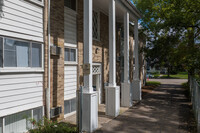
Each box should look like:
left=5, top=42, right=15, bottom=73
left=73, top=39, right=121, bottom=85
left=121, top=11, right=132, bottom=107
left=132, top=20, right=142, bottom=101
left=82, top=0, right=98, bottom=132
left=105, top=0, right=120, bottom=117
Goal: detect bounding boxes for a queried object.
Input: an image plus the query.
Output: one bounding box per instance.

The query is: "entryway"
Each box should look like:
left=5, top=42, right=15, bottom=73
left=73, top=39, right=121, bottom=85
left=92, top=63, right=102, bottom=104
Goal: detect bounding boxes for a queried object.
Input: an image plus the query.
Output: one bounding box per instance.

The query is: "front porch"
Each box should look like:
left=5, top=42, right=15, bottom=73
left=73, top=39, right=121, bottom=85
left=79, top=0, right=142, bottom=132
left=63, top=104, right=129, bottom=128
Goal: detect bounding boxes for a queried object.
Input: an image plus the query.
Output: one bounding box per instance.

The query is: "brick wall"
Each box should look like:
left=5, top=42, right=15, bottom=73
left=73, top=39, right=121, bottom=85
left=44, top=0, right=65, bottom=121
left=78, top=0, right=110, bottom=103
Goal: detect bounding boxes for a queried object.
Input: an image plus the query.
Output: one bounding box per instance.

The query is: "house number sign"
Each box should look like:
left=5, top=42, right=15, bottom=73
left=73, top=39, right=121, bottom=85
left=83, top=63, right=91, bottom=75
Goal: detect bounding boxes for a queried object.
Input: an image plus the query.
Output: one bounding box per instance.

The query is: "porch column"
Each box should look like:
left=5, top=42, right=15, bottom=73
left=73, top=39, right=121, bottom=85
left=105, top=0, right=120, bottom=117
left=132, top=20, right=142, bottom=101
left=82, top=0, right=98, bottom=132
left=121, top=11, right=132, bottom=107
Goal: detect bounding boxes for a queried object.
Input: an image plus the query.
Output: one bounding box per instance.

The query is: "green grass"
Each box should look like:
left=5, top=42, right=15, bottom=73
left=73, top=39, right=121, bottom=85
left=161, top=72, right=188, bottom=79
left=153, top=74, right=161, bottom=78
left=146, top=81, right=161, bottom=86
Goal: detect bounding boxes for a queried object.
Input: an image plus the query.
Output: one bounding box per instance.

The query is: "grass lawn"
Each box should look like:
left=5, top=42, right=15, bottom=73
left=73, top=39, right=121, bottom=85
left=161, top=72, right=188, bottom=79
left=153, top=74, right=161, bottom=78
left=146, top=81, right=161, bottom=86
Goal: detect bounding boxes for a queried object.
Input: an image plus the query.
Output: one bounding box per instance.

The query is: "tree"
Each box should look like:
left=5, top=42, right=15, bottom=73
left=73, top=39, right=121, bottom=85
left=133, top=0, right=200, bottom=77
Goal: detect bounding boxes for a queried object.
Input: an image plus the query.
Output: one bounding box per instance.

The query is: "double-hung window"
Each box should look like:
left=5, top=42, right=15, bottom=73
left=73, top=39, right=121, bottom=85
left=0, top=37, right=43, bottom=69
left=64, top=47, right=77, bottom=63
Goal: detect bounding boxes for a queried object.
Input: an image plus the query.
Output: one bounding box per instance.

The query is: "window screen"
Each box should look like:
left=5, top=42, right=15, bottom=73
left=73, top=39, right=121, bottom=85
left=32, top=43, right=42, bottom=67
left=64, top=0, right=76, bottom=11
left=5, top=110, right=31, bottom=133
left=64, top=48, right=76, bottom=62
left=33, top=107, right=43, bottom=123
left=0, top=38, right=3, bottom=67
left=64, top=98, right=76, bottom=115
left=1, top=37, right=42, bottom=68
left=70, top=49, right=76, bottom=61
left=64, top=100, right=71, bottom=114
left=64, top=48, right=70, bottom=61
left=4, top=38, right=30, bottom=67
left=71, top=98, right=76, bottom=112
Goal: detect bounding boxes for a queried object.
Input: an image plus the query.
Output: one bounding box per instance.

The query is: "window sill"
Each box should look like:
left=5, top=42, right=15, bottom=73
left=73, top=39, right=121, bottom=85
left=64, top=62, right=78, bottom=65
left=0, top=68, right=44, bottom=73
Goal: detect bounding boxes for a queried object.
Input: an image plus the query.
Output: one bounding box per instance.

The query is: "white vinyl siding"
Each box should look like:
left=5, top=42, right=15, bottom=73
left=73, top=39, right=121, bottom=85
left=0, top=73, right=43, bottom=117
left=0, top=0, right=43, bottom=42
left=64, top=7, right=77, bottom=47
left=64, top=66, right=77, bottom=100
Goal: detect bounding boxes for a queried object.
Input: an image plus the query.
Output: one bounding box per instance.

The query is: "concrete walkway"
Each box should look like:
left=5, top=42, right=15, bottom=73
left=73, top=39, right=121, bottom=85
left=95, top=79, right=196, bottom=133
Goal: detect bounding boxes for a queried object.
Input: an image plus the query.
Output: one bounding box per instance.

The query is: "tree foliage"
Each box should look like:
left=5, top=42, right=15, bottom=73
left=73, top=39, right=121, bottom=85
left=133, top=0, right=200, bottom=76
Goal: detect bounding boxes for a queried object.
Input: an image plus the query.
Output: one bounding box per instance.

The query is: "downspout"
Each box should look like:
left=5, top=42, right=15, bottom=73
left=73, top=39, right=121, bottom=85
left=46, top=0, right=51, bottom=119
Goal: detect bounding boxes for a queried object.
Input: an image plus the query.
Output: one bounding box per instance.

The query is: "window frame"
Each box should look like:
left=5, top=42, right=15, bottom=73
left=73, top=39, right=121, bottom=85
left=64, top=98, right=76, bottom=117
left=0, top=36, right=44, bottom=73
left=93, top=10, right=101, bottom=41
left=64, top=47, right=77, bottom=65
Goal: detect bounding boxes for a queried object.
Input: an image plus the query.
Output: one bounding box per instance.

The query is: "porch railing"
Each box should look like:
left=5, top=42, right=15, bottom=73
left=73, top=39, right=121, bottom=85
left=189, top=76, right=200, bottom=132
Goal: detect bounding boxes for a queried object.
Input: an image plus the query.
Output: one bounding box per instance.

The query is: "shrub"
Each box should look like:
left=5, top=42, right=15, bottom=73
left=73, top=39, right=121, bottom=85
left=146, top=81, right=161, bottom=86
left=28, top=117, right=77, bottom=133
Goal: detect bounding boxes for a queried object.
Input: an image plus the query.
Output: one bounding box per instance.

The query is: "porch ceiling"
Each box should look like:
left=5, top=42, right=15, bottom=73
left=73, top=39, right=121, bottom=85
left=93, top=0, right=136, bottom=23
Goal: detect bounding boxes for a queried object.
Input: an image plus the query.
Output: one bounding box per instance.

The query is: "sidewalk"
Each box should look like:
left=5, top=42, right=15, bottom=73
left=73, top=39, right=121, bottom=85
left=95, top=79, right=196, bottom=133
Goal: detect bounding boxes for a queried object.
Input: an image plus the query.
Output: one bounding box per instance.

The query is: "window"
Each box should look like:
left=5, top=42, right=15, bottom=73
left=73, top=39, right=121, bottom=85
left=0, top=37, right=42, bottom=68
left=5, top=110, right=32, bottom=133
left=64, top=48, right=76, bottom=62
left=33, top=107, right=43, bottom=123
left=0, top=107, right=43, bottom=133
left=4, top=38, right=30, bottom=67
left=0, top=38, right=2, bottom=67
left=93, top=11, right=100, bottom=40
left=32, top=43, right=42, bottom=67
left=64, top=98, right=76, bottom=115
left=64, top=0, right=76, bottom=11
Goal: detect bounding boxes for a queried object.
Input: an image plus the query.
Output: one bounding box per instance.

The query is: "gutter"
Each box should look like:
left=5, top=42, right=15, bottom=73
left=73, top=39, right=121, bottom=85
left=46, top=0, right=51, bottom=119
left=120, top=0, right=143, bottom=19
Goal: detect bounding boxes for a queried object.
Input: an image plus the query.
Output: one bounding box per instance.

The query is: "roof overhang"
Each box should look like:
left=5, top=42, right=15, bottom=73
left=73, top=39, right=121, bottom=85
left=93, top=0, right=142, bottom=22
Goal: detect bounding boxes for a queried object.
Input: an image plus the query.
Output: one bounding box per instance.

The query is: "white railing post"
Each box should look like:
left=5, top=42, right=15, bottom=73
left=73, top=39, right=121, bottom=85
left=105, top=0, right=120, bottom=117
left=121, top=11, right=132, bottom=107
left=82, top=0, right=98, bottom=132
left=132, top=20, right=142, bottom=101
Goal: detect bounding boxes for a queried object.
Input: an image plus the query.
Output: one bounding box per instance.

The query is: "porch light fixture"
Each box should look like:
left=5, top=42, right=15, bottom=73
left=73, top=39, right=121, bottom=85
left=95, top=47, right=100, bottom=54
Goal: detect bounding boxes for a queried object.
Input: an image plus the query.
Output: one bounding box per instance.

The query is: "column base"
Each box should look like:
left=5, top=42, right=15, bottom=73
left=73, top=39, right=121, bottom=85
left=121, top=82, right=132, bottom=107
left=105, top=86, right=120, bottom=117
left=82, top=92, right=98, bottom=132
left=132, top=80, right=142, bottom=101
